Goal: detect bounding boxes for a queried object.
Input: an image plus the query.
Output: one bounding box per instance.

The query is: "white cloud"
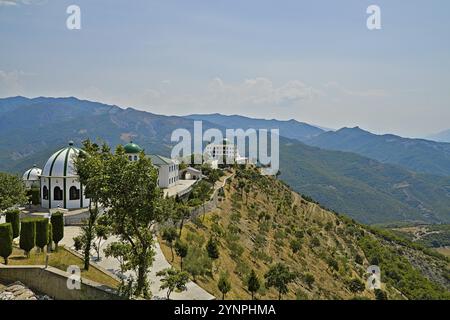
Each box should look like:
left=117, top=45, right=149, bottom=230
left=0, top=0, right=46, bottom=6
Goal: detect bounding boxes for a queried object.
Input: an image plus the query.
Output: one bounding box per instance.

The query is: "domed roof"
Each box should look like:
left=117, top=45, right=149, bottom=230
left=124, top=141, right=143, bottom=154
left=23, top=165, right=42, bottom=181
left=42, top=141, right=81, bottom=177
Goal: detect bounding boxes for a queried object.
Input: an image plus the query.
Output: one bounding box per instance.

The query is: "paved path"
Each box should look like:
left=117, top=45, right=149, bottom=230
left=60, top=226, right=215, bottom=300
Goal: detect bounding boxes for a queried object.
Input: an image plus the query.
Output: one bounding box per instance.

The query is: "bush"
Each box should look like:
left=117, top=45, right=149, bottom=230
left=35, top=217, right=49, bottom=251
left=0, top=223, right=13, bottom=264
left=20, top=218, right=36, bottom=257
left=47, top=222, right=53, bottom=251
left=51, top=212, right=64, bottom=250
left=30, top=188, right=40, bottom=205
left=5, top=209, right=20, bottom=239
left=348, top=278, right=365, bottom=293
left=206, top=237, right=219, bottom=260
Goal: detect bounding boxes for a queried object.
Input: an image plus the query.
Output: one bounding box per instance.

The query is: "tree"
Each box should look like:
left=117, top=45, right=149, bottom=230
left=247, top=269, right=261, bottom=300
left=0, top=223, right=13, bottom=264
left=0, top=172, right=27, bottom=211
left=156, top=267, right=190, bottom=300
left=104, top=241, right=134, bottom=296
left=184, top=246, right=212, bottom=281
left=217, top=272, right=231, bottom=300
left=50, top=212, right=64, bottom=251
left=348, top=278, right=365, bottom=293
left=20, top=218, right=36, bottom=257
left=375, top=289, right=388, bottom=300
left=175, top=203, right=190, bottom=237
left=96, top=144, right=169, bottom=298
left=265, top=263, right=296, bottom=300
left=74, top=140, right=109, bottom=271
left=174, top=240, right=188, bottom=271
left=93, top=215, right=110, bottom=261
left=35, top=218, right=49, bottom=252
left=47, top=222, right=53, bottom=252
left=303, top=273, right=315, bottom=288
left=162, top=226, right=178, bottom=262
left=206, top=237, right=219, bottom=260
left=5, top=209, right=20, bottom=239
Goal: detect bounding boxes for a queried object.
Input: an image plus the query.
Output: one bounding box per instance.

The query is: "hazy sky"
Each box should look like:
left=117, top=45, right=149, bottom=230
left=1, top=0, right=449, bottom=137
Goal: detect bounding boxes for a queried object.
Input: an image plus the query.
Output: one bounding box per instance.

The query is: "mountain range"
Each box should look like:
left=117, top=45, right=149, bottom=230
left=1, top=96, right=450, bottom=224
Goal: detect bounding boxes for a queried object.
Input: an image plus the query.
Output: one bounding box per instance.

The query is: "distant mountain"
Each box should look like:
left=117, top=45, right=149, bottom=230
left=427, top=129, right=450, bottom=143
left=1, top=96, right=450, bottom=224
left=303, top=127, right=450, bottom=177
left=186, top=113, right=324, bottom=141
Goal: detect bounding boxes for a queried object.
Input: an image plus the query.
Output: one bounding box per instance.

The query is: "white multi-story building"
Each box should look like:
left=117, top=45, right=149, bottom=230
left=124, top=142, right=179, bottom=189
left=204, top=139, right=247, bottom=165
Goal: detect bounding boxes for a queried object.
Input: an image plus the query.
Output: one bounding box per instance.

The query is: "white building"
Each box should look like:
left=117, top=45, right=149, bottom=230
left=123, top=142, right=179, bottom=189
left=40, top=141, right=90, bottom=210
left=204, top=139, right=247, bottom=165
left=22, top=165, right=42, bottom=189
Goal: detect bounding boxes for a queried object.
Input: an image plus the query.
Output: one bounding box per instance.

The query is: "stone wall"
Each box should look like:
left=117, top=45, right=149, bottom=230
left=0, top=265, right=120, bottom=300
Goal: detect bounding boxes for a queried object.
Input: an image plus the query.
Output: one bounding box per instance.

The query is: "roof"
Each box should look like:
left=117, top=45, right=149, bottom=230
left=22, top=165, right=42, bottom=181
left=147, top=154, right=177, bottom=166
left=41, top=142, right=81, bottom=177
left=124, top=141, right=143, bottom=154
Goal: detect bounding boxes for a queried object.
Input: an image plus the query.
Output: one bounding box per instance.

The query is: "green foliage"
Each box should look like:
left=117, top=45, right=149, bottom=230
left=246, top=269, right=261, bottom=300
left=35, top=217, right=49, bottom=250
left=29, top=188, right=40, bottom=205
left=156, top=267, right=190, bottom=300
left=217, top=272, right=231, bottom=300
left=347, top=278, right=365, bottom=293
left=303, top=273, right=315, bottom=288
left=375, top=289, right=388, bottom=300
left=290, top=238, right=302, bottom=253
left=359, top=235, right=450, bottom=299
left=50, top=212, right=64, bottom=249
left=265, top=263, right=297, bottom=300
left=0, top=172, right=28, bottom=210
left=0, top=223, right=13, bottom=264
left=5, top=209, right=20, bottom=238
left=174, top=240, right=188, bottom=271
left=20, top=218, right=36, bottom=256
left=206, top=237, right=220, bottom=260
left=162, top=226, right=178, bottom=262
left=184, top=245, right=212, bottom=280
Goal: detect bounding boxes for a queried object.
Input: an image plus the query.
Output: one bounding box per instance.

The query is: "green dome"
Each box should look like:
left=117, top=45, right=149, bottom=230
left=124, top=141, right=143, bottom=154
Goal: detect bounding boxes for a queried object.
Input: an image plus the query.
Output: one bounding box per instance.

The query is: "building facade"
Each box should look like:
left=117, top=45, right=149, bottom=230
left=40, top=142, right=90, bottom=209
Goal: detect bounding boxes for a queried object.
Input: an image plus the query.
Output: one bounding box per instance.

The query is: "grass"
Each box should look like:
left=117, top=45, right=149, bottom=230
left=6, top=246, right=119, bottom=289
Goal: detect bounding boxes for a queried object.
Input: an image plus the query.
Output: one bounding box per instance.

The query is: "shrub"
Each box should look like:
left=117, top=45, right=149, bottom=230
left=35, top=217, right=49, bottom=251
left=51, top=212, right=64, bottom=250
left=5, top=209, right=20, bottom=238
left=0, top=223, right=13, bottom=264
left=206, top=237, right=220, bottom=260
left=47, top=222, right=53, bottom=251
left=20, top=218, right=36, bottom=257
left=348, top=278, right=365, bottom=293
left=375, top=289, right=388, bottom=300
left=303, top=273, right=315, bottom=288
left=30, top=188, right=40, bottom=205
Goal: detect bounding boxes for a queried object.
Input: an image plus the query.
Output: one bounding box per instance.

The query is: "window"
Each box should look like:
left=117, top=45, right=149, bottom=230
left=134, top=155, right=137, bottom=161
left=69, top=186, right=80, bottom=200
left=128, top=156, right=132, bottom=161
left=54, top=186, right=63, bottom=201
left=43, top=186, right=49, bottom=200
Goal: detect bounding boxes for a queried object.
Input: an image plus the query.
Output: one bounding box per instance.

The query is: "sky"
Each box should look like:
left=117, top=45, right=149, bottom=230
left=1, top=0, right=449, bottom=138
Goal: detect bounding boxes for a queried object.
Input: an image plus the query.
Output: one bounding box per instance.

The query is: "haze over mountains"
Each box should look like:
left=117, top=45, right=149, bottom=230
left=1, top=96, right=450, bottom=224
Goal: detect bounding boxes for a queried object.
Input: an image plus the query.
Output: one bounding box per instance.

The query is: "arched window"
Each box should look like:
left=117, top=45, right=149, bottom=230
left=54, top=186, right=63, bottom=201
left=43, top=186, right=49, bottom=200
left=69, top=186, right=80, bottom=200
left=134, top=155, right=137, bottom=161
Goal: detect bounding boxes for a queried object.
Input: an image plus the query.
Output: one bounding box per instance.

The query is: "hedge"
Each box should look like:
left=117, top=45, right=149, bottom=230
left=20, top=218, right=36, bottom=257
left=51, top=212, right=64, bottom=250
left=0, top=223, right=13, bottom=265
left=48, top=222, right=53, bottom=251
left=35, top=217, right=49, bottom=251
left=5, top=209, right=20, bottom=239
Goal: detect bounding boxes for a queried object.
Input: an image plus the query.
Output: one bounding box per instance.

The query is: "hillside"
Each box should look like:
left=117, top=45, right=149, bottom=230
left=160, top=167, right=450, bottom=300
left=428, top=129, right=450, bottom=143
left=186, top=113, right=325, bottom=142
left=304, top=127, right=450, bottom=177
left=2, top=96, right=450, bottom=224
left=279, top=139, right=450, bottom=224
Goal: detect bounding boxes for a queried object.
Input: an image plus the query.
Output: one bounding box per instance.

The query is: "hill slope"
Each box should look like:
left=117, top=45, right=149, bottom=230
left=304, top=127, right=450, bottom=177
left=1, top=96, right=450, bottom=224
left=160, top=168, right=450, bottom=300
left=186, top=113, right=324, bottom=141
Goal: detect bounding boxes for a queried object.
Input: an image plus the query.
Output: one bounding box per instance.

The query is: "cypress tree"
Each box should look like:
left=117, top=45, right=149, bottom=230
left=51, top=212, right=64, bottom=251
left=5, top=209, right=20, bottom=239
left=20, top=218, right=36, bottom=257
left=0, top=223, right=13, bottom=264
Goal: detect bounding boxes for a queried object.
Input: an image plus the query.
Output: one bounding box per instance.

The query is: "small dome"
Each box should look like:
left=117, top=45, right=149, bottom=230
left=124, top=141, right=143, bottom=154
left=23, top=165, right=42, bottom=181
left=42, top=142, right=81, bottom=177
